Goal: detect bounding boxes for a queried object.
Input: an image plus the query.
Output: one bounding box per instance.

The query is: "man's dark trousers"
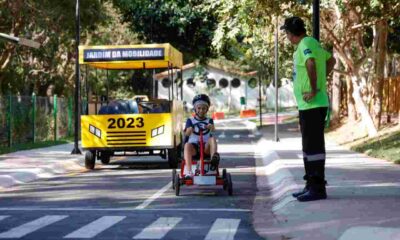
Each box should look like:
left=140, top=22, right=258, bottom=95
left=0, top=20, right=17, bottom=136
left=298, top=107, right=328, bottom=201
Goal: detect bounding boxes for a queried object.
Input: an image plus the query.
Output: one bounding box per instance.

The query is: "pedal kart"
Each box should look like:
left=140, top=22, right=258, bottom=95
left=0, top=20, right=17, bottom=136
left=172, top=123, right=233, bottom=196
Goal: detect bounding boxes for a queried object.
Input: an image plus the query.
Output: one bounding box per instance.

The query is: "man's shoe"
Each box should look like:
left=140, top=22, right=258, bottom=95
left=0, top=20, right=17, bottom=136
left=297, top=189, right=327, bottom=202
left=292, top=186, right=309, bottom=198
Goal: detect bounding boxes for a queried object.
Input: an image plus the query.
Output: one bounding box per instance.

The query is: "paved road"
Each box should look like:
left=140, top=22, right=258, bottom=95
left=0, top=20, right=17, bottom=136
left=0, top=120, right=264, bottom=240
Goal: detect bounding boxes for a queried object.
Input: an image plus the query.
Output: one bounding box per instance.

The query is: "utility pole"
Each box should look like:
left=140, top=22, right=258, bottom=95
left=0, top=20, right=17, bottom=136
left=274, top=16, right=280, bottom=142
left=71, top=0, right=82, bottom=154
left=313, top=0, right=320, bottom=41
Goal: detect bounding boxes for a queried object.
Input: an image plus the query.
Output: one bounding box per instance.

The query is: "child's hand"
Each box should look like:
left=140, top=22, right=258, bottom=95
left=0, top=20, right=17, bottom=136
left=185, top=127, right=193, bottom=136
left=207, top=124, right=215, bottom=131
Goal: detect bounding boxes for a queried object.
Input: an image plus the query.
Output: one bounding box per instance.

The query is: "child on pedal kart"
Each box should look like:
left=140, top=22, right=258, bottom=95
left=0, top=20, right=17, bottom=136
left=183, top=94, right=220, bottom=180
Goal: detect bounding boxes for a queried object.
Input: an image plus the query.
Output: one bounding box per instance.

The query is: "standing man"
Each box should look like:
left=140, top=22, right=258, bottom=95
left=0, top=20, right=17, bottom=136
left=281, top=16, right=336, bottom=202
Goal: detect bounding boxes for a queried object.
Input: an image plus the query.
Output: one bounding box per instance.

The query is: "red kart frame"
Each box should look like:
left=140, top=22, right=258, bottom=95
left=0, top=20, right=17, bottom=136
left=172, top=123, right=233, bottom=196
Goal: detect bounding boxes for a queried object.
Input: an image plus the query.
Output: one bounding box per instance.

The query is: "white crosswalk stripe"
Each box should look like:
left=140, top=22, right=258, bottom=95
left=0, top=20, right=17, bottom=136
left=0, top=215, right=68, bottom=239
left=64, top=216, right=126, bottom=239
left=204, top=218, right=241, bottom=240
left=248, top=134, right=255, bottom=138
left=133, top=217, right=182, bottom=239
left=233, top=135, right=240, bottom=139
left=0, top=215, right=243, bottom=239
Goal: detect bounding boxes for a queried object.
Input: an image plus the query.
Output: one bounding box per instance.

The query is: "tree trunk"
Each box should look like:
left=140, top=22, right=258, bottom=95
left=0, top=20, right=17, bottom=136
left=371, top=20, right=388, bottom=129
left=331, top=53, right=341, bottom=124
left=351, top=75, right=378, bottom=136
left=346, top=76, right=357, bottom=122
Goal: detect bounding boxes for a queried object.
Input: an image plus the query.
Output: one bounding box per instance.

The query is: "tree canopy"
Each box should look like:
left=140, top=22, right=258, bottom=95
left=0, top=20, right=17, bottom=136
left=112, top=0, right=218, bottom=63
left=0, top=0, right=109, bottom=96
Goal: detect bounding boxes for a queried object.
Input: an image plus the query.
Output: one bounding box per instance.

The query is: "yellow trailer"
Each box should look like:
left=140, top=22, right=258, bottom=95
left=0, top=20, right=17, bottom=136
left=79, top=43, right=184, bottom=169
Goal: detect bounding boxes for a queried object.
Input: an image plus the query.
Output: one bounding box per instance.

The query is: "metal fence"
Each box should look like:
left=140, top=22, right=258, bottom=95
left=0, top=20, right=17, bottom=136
left=0, top=94, right=74, bottom=147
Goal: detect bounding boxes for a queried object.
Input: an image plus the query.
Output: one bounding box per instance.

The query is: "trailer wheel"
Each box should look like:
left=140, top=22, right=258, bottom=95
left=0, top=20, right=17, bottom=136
left=168, top=149, right=178, bottom=168
left=100, top=151, right=111, bottom=165
left=227, top=173, right=233, bottom=196
left=172, top=169, right=177, bottom=189
left=174, top=174, right=180, bottom=196
left=85, top=151, right=96, bottom=170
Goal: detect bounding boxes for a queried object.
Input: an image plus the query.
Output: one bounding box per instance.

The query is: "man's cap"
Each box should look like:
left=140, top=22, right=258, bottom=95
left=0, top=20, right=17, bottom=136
left=280, top=16, right=306, bottom=34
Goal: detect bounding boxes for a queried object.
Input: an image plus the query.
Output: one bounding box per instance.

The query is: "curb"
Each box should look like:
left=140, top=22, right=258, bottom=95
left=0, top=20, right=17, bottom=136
left=0, top=145, right=85, bottom=190
left=0, top=159, right=84, bottom=189
left=252, top=137, right=301, bottom=240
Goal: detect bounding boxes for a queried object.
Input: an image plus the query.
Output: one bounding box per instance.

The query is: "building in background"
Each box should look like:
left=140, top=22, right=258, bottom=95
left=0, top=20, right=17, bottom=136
left=154, top=62, right=296, bottom=113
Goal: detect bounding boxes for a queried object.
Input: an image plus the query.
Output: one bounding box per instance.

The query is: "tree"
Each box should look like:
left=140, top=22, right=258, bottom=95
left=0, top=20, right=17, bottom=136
left=112, top=0, right=218, bottom=63
left=0, top=0, right=109, bottom=96
left=320, top=0, right=400, bottom=134
left=205, top=0, right=400, bottom=135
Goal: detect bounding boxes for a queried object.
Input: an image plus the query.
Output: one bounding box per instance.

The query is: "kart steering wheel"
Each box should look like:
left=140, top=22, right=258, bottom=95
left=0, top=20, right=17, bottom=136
left=192, top=122, right=210, bottom=135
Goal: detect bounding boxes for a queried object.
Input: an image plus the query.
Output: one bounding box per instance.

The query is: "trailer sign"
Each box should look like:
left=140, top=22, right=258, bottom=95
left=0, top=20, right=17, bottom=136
left=83, top=48, right=165, bottom=62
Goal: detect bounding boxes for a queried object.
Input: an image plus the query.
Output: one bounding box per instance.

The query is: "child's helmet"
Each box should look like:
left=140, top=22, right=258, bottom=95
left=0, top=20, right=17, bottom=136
left=192, top=94, right=210, bottom=108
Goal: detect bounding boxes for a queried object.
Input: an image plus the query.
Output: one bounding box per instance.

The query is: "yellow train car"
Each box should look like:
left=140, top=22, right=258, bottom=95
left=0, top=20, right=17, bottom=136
left=79, top=43, right=184, bottom=169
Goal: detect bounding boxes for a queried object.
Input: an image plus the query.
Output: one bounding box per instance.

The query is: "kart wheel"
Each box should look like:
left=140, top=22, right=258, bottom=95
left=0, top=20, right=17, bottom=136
left=222, top=169, right=227, bottom=190
left=172, top=169, right=177, bottom=189
left=100, top=151, right=111, bottom=165
left=85, top=151, right=96, bottom=170
left=168, top=149, right=178, bottom=169
left=174, top=174, right=180, bottom=196
left=227, top=173, right=233, bottom=196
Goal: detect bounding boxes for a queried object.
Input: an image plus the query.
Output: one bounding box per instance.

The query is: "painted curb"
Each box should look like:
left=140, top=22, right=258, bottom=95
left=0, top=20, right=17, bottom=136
left=252, top=137, right=301, bottom=239
left=0, top=149, right=85, bottom=189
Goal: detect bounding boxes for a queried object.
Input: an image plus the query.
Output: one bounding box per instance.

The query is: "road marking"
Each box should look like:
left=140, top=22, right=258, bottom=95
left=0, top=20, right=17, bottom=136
left=64, top=216, right=126, bottom=239
left=338, top=226, right=400, bottom=240
left=233, top=135, right=240, bottom=139
left=205, top=218, right=241, bottom=240
left=0, top=215, right=68, bottom=238
left=0, top=216, right=9, bottom=221
left=0, top=207, right=251, bottom=212
left=135, top=182, right=172, bottom=209
left=248, top=134, right=255, bottom=138
left=133, top=217, right=182, bottom=239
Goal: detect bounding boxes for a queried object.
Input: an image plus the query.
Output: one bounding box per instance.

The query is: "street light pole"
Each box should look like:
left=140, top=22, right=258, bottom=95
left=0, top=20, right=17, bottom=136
left=0, top=33, right=41, bottom=49
left=274, top=16, right=280, bottom=142
left=71, top=0, right=82, bottom=154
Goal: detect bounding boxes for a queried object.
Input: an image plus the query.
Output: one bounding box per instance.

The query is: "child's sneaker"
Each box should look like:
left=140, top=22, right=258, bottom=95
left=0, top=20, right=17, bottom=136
left=184, top=171, right=193, bottom=180
left=210, top=153, right=220, bottom=171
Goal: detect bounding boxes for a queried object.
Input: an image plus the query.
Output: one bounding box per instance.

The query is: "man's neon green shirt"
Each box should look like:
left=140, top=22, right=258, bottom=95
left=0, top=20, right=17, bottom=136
left=293, top=36, right=331, bottom=110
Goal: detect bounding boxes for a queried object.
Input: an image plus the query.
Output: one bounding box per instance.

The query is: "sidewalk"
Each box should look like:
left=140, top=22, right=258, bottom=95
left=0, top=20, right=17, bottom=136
left=253, top=122, right=400, bottom=240
left=0, top=143, right=85, bottom=189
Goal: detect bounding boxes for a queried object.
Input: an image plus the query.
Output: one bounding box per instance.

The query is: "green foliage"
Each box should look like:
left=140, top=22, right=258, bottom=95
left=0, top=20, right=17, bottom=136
left=112, top=0, right=218, bottom=63
left=351, top=130, right=400, bottom=164
left=0, top=0, right=109, bottom=96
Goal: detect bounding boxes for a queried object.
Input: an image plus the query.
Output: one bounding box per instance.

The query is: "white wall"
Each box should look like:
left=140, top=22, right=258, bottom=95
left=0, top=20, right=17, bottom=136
left=157, top=66, right=296, bottom=112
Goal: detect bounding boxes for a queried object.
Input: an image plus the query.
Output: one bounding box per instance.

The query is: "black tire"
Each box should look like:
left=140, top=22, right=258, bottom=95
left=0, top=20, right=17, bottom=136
left=85, top=151, right=96, bottom=170
left=174, top=173, right=180, bottom=196
left=168, top=148, right=178, bottom=169
left=100, top=151, right=111, bottom=165
left=222, top=169, right=227, bottom=190
left=172, top=169, right=177, bottom=189
left=227, top=173, right=233, bottom=196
